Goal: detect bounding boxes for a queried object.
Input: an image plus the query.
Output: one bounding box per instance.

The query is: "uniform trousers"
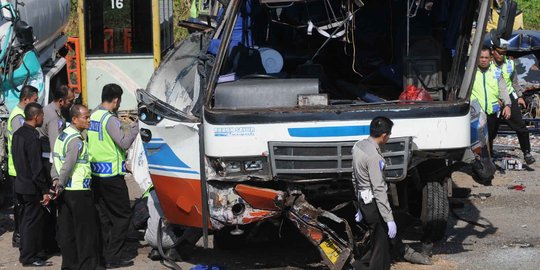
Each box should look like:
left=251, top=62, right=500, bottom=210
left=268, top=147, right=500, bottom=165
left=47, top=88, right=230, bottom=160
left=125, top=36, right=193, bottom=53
left=10, top=175, right=21, bottom=246
left=496, top=94, right=531, bottom=154
left=42, top=158, right=59, bottom=252
left=356, top=200, right=391, bottom=270
left=487, top=113, right=499, bottom=155
left=58, top=190, right=101, bottom=270
left=17, top=193, right=44, bottom=264
left=92, top=175, right=132, bottom=262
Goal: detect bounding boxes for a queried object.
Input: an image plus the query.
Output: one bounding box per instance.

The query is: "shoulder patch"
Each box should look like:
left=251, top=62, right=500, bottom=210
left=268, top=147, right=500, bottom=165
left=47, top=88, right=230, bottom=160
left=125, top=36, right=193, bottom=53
left=494, top=67, right=502, bottom=79
left=379, top=159, right=385, bottom=171
left=506, top=60, right=513, bottom=73
left=57, top=119, right=64, bottom=130
left=58, top=132, right=68, bottom=141
left=77, top=141, right=83, bottom=150
left=18, top=117, right=24, bottom=126
left=89, top=120, right=101, bottom=132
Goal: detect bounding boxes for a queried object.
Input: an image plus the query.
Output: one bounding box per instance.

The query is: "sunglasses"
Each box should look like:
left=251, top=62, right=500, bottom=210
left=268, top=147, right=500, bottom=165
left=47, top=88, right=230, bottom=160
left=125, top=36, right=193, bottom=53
left=494, top=48, right=507, bottom=55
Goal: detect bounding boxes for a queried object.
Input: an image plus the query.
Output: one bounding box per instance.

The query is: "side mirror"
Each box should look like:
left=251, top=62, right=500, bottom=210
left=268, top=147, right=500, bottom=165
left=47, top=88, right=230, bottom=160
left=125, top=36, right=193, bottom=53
left=496, top=0, right=517, bottom=40
left=179, top=0, right=223, bottom=33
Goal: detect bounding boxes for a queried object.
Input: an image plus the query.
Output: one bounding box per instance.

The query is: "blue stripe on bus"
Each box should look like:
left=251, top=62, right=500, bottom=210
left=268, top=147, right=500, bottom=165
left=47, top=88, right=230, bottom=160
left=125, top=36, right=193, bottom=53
left=143, top=143, right=191, bottom=169
left=288, top=125, right=370, bottom=137
left=148, top=166, right=199, bottom=175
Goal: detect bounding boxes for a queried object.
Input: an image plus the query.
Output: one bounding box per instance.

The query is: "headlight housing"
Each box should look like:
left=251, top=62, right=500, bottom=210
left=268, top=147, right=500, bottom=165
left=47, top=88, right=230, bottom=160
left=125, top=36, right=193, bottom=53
left=209, top=156, right=270, bottom=177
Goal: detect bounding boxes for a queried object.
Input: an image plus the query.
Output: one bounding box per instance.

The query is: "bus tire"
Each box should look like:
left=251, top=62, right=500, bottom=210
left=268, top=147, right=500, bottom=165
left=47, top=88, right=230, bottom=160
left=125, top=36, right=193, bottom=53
left=421, top=181, right=449, bottom=242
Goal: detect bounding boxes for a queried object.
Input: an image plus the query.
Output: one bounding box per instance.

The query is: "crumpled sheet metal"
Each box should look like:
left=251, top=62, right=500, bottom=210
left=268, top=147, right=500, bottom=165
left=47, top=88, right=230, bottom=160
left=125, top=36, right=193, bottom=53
left=284, top=194, right=354, bottom=270
left=515, top=54, right=540, bottom=90
left=207, top=183, right=356, bottom=269
left=207, top=184, right=281, bottom=229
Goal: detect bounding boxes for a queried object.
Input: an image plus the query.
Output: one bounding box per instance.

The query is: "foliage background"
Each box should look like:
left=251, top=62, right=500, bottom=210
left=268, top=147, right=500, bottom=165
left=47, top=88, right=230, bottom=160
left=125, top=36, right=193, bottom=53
left=516, top=0, right=540, bottom=30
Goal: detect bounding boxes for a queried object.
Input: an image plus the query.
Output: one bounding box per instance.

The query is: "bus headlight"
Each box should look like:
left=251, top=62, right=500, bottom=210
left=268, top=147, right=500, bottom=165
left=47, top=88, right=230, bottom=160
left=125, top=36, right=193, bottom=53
left=225, top=161, right=243, bottom=173
left=244, top=160, right=263, bottom=172
left=209, top=157, right=269, bottom=177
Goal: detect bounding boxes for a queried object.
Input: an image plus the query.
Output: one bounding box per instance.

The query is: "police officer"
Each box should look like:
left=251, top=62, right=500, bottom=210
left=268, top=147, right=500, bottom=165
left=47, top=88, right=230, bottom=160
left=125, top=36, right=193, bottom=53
left=42, top=85, right=75, bottom=176
left=7, top=85, right=39, bottom=247
left=88, top=83, right=138, bottom=268
left=39, top=85, right=75, bottom=254
left=491, top=40, right=535, bottom=165
left=12, top=103, right=53, bottom=267
left=352, top=116, right=395, bottom=269
left=352, top=117, right=430, bottom=270
left=470, top=46, right=512, bottom=155
left=53, top=104, right=102, bottom=270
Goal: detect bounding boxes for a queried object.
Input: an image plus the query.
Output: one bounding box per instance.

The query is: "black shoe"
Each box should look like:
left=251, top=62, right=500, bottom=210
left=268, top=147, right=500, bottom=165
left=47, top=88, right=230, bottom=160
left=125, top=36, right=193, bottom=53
left=12, top=233, right=20, bottom=248
left=45, top=247, right=61, bottom=256
left=37, top=248, right=61, bottom=260
left=165, top=248, right=183, bottom=262
left=420, top=242, right=434, bottom=257
left=105, top=260, right=134, bottom=269
left=524, top=153, right=535, bottom=165
left=403, top=246, right=433, bottom=265
left=22, top=260, right=53, bottom=267
left=176, top=241, right=195, bottom=261
left=148, top=249, right=161, bottom=261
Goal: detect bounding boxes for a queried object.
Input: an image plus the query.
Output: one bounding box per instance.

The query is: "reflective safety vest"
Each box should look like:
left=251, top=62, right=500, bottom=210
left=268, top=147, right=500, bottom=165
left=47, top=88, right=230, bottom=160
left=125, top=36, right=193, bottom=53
left=491, top=57, right=516, bottom=95
left=53, top=126, right=91, bottom=191
left=190, top=0, right=199, bottom=18
left=471, top=67, right=501, bottom=115
left=87, top=109, right=126, bottom=177
left=7, top=105, right=25, bottom=176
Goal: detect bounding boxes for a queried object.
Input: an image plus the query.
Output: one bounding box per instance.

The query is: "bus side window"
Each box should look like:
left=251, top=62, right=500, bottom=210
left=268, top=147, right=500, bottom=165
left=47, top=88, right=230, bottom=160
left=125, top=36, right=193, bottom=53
left=85, top=0, right=152, bottom=55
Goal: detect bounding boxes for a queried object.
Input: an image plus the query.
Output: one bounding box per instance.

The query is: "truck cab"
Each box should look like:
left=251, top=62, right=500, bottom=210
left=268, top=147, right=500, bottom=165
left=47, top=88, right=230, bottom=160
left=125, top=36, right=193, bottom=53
left=0, top=0, right=70, bottom=198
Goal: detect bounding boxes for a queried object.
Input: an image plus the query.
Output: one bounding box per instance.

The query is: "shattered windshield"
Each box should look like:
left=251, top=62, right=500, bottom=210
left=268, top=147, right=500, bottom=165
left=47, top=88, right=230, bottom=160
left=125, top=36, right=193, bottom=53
left=143, top=33, right=207, bottom=117
left=208, top=0, right=478, bottom=110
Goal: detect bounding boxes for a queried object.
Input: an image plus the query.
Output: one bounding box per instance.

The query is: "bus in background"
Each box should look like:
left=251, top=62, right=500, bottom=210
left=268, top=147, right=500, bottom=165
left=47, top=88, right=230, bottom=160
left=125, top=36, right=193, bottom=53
left=75, top=0, right=174, bottom=111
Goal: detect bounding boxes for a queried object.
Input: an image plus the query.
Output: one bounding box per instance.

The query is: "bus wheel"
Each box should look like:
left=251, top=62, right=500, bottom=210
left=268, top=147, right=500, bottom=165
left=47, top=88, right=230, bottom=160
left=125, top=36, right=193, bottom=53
left=420, top=180, right=449, bottom=242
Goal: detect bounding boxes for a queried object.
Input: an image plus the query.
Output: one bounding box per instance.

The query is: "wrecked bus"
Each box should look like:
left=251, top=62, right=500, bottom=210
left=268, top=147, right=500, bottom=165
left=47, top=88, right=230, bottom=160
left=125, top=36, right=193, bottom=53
left=136, top=0, right=501, bottom=268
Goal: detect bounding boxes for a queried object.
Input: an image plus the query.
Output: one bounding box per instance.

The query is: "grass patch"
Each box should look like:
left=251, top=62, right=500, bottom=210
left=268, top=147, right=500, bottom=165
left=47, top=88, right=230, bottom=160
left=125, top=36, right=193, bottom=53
left=516, top=0, right=540, bottom=30
left=174, top=0, right=191, bottom=41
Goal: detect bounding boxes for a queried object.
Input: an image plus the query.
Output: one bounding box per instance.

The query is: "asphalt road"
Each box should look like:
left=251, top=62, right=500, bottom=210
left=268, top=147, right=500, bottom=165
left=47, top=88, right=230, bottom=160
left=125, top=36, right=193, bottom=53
left=1, top=149, right=539, bottom=270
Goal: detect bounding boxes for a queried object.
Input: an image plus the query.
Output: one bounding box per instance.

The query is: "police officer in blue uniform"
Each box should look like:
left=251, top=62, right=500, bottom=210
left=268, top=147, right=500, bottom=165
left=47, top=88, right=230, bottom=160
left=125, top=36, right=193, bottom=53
left=352, top=117, right=431, bottom=269
left=352, top=117, right=396, bottom=269
left=491, top=41, right=535, bottom=165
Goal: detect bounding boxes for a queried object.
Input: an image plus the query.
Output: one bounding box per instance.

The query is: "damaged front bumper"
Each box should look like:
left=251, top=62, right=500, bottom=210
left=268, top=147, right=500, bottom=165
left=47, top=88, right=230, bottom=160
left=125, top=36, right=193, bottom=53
left=208, top=182, right=355, bottom=270
left=207, top=183, right=284, bottom=229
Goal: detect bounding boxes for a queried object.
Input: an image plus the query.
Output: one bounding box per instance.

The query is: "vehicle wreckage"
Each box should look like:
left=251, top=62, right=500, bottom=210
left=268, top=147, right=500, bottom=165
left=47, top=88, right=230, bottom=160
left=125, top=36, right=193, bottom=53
left=136, top=0, right=513, bottom=268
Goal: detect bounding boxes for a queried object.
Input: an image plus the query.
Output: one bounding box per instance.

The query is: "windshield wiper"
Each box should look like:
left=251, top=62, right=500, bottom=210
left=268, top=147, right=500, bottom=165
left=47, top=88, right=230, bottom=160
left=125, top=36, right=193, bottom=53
left=137, top=89, right=198, bottom=122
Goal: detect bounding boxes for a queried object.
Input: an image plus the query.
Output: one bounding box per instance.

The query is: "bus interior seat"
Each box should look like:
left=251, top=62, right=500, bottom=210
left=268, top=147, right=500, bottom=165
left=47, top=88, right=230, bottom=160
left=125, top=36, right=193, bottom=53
left=214, top=78, right=319, bottom=109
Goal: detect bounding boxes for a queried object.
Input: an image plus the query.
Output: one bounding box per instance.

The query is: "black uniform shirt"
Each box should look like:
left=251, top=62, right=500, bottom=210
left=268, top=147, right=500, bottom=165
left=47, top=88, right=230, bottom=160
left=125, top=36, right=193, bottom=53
left=12, top=123, right=47, bottom=195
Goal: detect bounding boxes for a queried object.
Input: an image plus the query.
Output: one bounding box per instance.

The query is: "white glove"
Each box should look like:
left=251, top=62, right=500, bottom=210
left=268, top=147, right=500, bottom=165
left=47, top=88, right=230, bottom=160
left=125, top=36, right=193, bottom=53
left=355, top=210, right=363, bottom=223
left=387, top=221, right=397, bottom=238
